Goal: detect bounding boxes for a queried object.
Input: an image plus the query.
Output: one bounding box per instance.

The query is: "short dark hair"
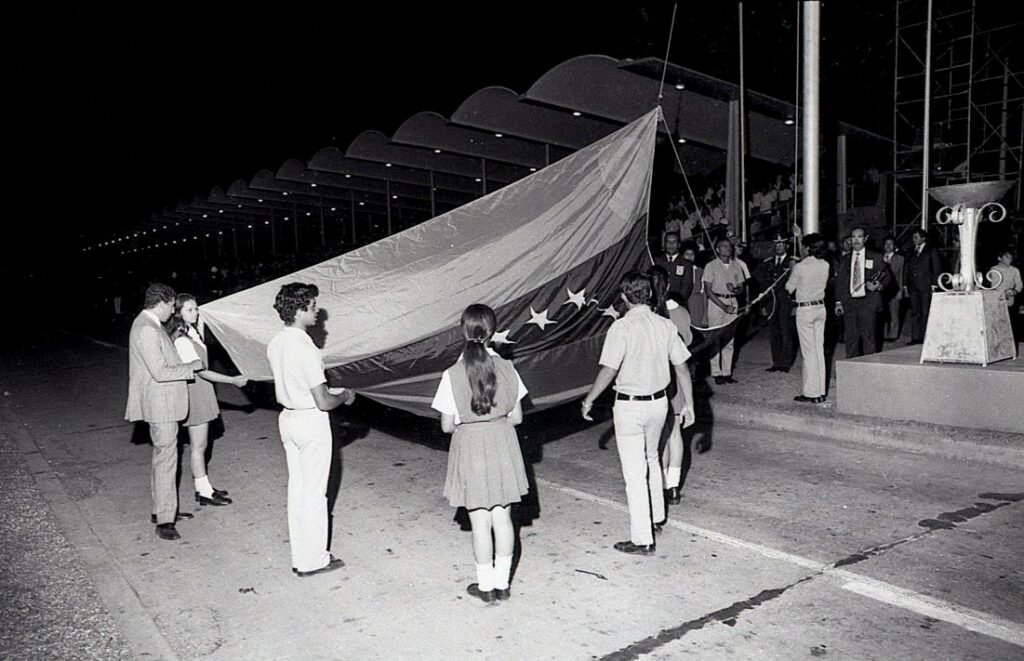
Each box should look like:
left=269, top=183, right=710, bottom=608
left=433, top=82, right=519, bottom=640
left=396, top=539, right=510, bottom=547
left=882, top=235, right=896, bottom=245
left=619, top=271, right=652, bottom=305
left=144, top=283, right=176, bottom=309
left=851, top=226, right=868, bottom=236
left=274, top=282, right=319, bottom=324
left=664, top=231, right=680, bottom=241
left=911, top=228, right=927, bottom=240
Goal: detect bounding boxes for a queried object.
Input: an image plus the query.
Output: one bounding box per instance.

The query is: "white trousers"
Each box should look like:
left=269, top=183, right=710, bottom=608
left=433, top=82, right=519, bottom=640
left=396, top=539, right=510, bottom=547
left=612, top=398, right=668, bottom=546
left=707, top=303, right=737, bottom=376
left=796, top=306, right=827, bottom=398
left=278, top=408, right=332, bottom=572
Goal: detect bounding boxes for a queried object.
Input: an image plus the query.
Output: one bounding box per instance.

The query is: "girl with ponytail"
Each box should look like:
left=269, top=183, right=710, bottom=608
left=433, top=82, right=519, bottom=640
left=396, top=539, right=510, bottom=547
left=431, top=304, right=530, bottom=603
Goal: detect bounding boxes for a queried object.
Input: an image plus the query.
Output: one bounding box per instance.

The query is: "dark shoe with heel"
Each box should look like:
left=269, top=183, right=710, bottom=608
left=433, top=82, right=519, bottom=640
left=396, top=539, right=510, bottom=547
left=665, top=487, right=681, bottom=505
left=614, top=540, right=655, bottom=555
left=196, top=491, right=232, bottom=506
left=466, top=583, right=495, bottom=603
left=155, top=523, right=180, bottom=540
left=493, top=587, right=511, bottom=601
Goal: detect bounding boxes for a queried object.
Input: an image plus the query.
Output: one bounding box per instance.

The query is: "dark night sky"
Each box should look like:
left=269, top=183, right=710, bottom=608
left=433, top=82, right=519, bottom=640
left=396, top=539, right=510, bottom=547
left=9, top=2, right=901, bottom=281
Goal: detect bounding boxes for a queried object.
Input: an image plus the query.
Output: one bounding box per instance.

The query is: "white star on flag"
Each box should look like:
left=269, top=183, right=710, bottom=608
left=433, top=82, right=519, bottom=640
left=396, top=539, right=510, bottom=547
left=561, top=287, right=587, bottom=310
left=599, top=305, right=620, bottom=319
left=526, top=306, right=557, bottom=330
left=491, top=329, right=516, bottom=345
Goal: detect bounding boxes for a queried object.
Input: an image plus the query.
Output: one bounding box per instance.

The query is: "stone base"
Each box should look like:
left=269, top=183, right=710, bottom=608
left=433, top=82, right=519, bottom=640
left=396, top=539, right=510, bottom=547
left=921, top=290, right=1016, bottom=365
left=837, top=345, right=1024, bottom=433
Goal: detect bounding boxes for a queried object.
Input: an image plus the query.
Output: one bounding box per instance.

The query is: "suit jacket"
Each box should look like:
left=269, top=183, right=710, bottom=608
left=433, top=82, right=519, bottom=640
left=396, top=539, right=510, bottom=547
left=125, top=311, right=194, bottom=423
left=654, top=252, right=694, bottom=302
left=883, top=252, right=905, bottom=299
left=904, top=244, right=942, bottom=292
left=834, top=249, right=889, bottom=311
left=756, top=254, right=796, bottom=312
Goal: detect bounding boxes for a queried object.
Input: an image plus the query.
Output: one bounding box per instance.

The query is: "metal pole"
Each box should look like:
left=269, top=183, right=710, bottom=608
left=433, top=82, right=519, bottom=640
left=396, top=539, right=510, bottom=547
left=319, top=197, right=326, bottom=246
left=350, top=197, right=357, bottom=244
left=292, top=202, right=299, bottom=252
left=837, top=134, right=848, bottom=214
left=999, top=60, right=1009, bottom=179
left=920, top=0, right=933, bottom=231
left=794, top=0, right=800, bottom=237
left=481, top=159, right=488, bottom=195
left=386, top=179, right=393, bottom=235
left=429, top=170, right=436, bottom=218
left=964, top=0, right=976, bottom=181
left=801, top=0, right=821, bottom=235
left=738, top=0, right=748, bottom=242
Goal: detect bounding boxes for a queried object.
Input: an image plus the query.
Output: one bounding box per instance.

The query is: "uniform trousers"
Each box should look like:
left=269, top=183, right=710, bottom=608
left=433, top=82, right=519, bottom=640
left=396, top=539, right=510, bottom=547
left=795, top=305, right=827, bottom=398
left=612, top=398, right=668, bottom=546
left=707, top=303, right=738, bottom=376
left=279, top=408, right=333, bottom=572
left=150, top=421, right=180, bottom=524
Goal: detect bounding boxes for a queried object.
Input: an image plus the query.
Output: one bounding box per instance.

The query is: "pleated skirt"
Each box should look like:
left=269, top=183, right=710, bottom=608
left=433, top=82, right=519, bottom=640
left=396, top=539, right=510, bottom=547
left=443, top=418, right=529, bottom=510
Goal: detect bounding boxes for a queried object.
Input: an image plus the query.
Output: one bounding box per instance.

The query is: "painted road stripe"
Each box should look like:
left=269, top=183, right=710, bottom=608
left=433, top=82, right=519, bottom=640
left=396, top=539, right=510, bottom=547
left=537, top=477, right=1024, bottom=648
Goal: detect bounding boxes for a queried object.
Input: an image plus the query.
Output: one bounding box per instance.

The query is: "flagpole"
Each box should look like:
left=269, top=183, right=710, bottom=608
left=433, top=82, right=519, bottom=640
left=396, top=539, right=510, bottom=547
left=738, top=0, right=748, bottom=244
left=801, top=1, right=821, bottom=235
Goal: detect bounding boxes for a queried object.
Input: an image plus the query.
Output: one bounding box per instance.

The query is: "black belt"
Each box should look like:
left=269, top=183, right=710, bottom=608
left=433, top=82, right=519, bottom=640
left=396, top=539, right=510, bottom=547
left=712, top=292, right=736, bottom=298
left=616, top=389, right=667, bottom=401
left=795, top=299, right=824, bottom=307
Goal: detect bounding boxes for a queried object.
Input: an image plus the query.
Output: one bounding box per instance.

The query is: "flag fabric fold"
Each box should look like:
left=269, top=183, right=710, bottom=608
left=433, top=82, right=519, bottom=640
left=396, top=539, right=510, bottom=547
left=200, top=107, right=660, bottom=416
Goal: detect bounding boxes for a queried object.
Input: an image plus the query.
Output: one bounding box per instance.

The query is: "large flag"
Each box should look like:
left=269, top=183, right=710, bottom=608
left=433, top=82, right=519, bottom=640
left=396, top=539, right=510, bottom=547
left=200, top=107, right=659, bottom=417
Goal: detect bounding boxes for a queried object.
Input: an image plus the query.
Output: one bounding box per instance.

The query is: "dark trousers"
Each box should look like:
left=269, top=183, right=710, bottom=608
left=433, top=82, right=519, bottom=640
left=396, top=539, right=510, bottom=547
left=768, top=307, right=796, bottom=368
left=843, top=299, right=879, bottom=358
left=907, top=287, right=932, bottom=342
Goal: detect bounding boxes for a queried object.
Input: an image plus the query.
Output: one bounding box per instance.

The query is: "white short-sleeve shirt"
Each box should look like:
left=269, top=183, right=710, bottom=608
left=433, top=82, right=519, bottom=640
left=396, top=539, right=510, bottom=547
left=598, top=305, right=691, bottom=396
left=172, top=326, right=204, bottom=364
left=267, top=326, right=326, bottom=410
left=430, top=348, right=528, bottom=424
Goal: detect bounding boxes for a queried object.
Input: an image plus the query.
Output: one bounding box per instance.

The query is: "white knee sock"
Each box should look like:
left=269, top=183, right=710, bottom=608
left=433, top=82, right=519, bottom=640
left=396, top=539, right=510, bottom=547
left=475, top=563, right=494, bottom=591
left=665, top=467, right=681, bottom=489
left=194, top=475, right=214, bottom=498
left=493, top=555, right=513, bottom=590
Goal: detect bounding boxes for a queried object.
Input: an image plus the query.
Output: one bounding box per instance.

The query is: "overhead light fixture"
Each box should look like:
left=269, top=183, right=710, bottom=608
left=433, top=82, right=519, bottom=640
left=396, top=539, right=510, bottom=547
left=675, top=83, right=685, bottom=90
left=330, top=207, right=336, bottom=212
left=385, top=163, right=392, bottom=168
left=237, top=204, right=242, bottom=208
left=392, top=195, right=398, bottom=199
left=247, top=224, right=253, bottom=229
left=310, top=183, right=317, bottom=188
left=475, top=178, right=482, bottom=182
left=217, top=210, right=223, bottom=214
left=282, top=191, right=289, bottom=196
left=358, top=201, right=365, bottom=206
left=784, top=118, right=795, bottom=126
left=572, top=111, right=582, bottom=117
left=345, top=174, right=352, bottom=179
left=530, top=167, right=537, bottom=172
left=283, top=216, right=289, bottom=221
left=258, top=198, right=264, bottom=203
left=494, top=133, right=503, bottom=138
left=677, top=138, right=687, bottom=144
left=306, top=211, right=311, bottom=216
left=202, top=214, right=208, bottom=218
left=265, top=220, right=270, bottom=225
left=433, top=149, right=442, bottom=154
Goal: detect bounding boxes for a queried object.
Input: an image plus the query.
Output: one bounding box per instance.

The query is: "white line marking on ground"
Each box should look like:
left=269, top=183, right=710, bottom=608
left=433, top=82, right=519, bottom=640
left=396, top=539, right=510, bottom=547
left=537, top=477, right=1024, bottom=648
left=840, top=579, right=1024, bottom=646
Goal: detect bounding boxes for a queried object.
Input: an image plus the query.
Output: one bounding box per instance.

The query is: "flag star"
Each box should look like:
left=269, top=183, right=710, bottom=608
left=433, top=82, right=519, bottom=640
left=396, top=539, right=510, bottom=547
left=599, top=305, right=620, bottom=320
left=562, top=287, right=587, bottom=310
left=526, top=306, right=557, bottom=330
left=491, top=329, right=516, bottom=345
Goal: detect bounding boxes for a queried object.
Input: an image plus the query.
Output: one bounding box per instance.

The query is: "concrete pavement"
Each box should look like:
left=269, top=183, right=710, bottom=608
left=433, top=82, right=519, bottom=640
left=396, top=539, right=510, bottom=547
left=1, top=330, right=1022, bottom=660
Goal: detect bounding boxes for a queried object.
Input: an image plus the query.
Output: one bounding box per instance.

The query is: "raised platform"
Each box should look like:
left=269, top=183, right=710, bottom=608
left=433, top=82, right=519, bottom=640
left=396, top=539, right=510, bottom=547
left=836, top=344, right=1024, bottom=433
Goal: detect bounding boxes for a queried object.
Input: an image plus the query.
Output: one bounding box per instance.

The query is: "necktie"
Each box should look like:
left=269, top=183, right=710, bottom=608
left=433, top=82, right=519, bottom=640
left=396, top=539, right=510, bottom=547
left=852, top=252, right=863, bottom=292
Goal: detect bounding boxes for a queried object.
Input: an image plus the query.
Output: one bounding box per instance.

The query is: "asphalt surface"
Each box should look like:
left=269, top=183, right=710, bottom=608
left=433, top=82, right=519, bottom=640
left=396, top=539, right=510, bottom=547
left=0, top=330, right=1022, bottom=660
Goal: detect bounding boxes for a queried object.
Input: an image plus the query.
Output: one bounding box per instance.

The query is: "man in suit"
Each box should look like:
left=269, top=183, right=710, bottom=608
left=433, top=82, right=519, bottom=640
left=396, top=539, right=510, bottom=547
left=126, top=283, right=202, bottom=541
left=903, top=228, right=942, bottom=344
left=834, top=227, right=889, bottom=358
left=881, top=236, right=905, bottom=342
left=757, top=233, right=797, bottom=372
left=654, top=231, right=694, bottom=304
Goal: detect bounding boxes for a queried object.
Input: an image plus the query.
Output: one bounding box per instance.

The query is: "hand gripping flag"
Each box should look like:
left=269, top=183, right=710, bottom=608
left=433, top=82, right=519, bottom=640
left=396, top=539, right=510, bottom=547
left=200, top=107, right=660, bottom=416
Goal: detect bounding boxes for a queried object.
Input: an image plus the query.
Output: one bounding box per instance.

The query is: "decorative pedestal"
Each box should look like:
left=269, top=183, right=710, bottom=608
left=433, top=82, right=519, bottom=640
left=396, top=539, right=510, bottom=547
left=920, top=290, right=1017, bottom=366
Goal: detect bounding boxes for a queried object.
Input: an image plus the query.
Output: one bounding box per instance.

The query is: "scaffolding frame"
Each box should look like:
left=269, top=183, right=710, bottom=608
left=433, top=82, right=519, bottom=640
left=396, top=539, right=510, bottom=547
left=892, top=0, right=1022, bottom=240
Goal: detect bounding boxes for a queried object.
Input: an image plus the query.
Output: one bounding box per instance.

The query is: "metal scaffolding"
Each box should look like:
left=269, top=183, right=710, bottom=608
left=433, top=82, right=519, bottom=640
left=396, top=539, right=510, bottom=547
left=892, top=0, right=1022, bottom=238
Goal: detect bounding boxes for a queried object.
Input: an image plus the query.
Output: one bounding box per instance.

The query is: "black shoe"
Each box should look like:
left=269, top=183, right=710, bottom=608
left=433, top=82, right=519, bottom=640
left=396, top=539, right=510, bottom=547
left=493, top=587, right=511, bottom=601
left=665, top=487, right=681, bottom=505
left=466, top=583, right=495, bottom=603
left=765, top=366, right=780, bottom=372
left=713, top=376, right=724, bottom=385
left=196, top=491, right=232, bottom=506
left=155, top=523, right=180, bottom=541
left=724, top=376, right=737, bottom=384
left=814, top=396, right=827, bottom=403
left=213, top=488, right=229, bottom=498
left=793, top=395, right=816, bottom=403
left=778, top=367, right=790, bottom=373
left=295, top=556, right=345, bottom=577
left=150, top=512, right=194, bottom=524
left=613, top=541, right=655, bottom=555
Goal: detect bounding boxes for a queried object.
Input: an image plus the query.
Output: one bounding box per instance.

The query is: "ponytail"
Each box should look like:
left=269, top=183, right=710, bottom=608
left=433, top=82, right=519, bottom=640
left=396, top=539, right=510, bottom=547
left=460, top=304, right=498, bottom=415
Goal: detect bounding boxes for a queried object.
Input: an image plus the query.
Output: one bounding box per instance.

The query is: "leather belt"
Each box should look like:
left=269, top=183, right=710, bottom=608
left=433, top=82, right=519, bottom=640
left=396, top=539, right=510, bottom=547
left=616, top=389, right=667, bottom=401
left=795, top=299, right=825, bottom=307
left=712, top=293, right=736, bottom=298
